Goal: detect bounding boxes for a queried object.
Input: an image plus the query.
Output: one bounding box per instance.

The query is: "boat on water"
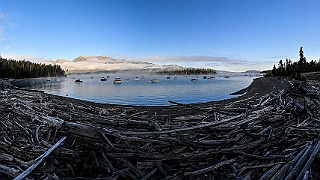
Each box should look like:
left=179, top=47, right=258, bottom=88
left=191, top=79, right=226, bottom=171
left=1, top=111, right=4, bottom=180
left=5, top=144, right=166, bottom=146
left=191, top=77, right=198, bottom=82
left=101, top=77, right=107, bottom=81
left=151, top=79, right=159, bottom=83
left=75, top=78, right=83, bottom=83
left=46, top=77, right=51, bottom=82
left=134, top=77, right=140, bottom=81
left=224, top=74, right=230, bottom=78
left=113, top=77, right=122, bottom=84
left=174, top=77, right=178, bottom=80
left=166, top=76, right=171, bottom=79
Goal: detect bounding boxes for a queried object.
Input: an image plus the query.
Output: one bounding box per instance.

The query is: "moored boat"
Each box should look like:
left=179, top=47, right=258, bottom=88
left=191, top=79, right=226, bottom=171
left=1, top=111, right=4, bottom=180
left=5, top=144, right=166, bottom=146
left=113, top=77, right=122, bottom=84
left=75, top=78, right=82, bottom=83
left=191, top=77, right=198, bottom=82
left=134, top=77, right=139, bottom=81
left=151, top=79, right=159, bottom=83
left=101, top=77, right=107, bottom=81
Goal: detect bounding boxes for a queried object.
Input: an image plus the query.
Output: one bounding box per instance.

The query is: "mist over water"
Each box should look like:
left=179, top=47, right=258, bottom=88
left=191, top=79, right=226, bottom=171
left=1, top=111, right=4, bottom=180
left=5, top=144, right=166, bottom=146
left=13, top=72, right=259, bottom=106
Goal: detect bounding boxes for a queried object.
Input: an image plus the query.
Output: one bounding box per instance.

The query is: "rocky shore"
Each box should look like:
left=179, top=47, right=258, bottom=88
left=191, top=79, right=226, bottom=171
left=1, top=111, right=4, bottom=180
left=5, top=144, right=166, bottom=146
left=0, top=76, right=319, bottom=179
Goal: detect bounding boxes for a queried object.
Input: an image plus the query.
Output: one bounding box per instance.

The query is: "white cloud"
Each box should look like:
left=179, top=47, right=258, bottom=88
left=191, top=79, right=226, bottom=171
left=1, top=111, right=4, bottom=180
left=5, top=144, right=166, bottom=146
left=0, top=11, right=8, bottom=41
left=4, top=45, right=11, bottom=50
left=59, top=61, right=161, bottom=72
left=133, top=55, right=247, bottom=65
left=0, top=12, right=6, bottom=19
left=0, top=26, right=5, bottom=41
left=4, top=55, right=54, bottom=64
left=131, top=55, right=251, bottom=71
left=132, top=55, right=277, bottom=72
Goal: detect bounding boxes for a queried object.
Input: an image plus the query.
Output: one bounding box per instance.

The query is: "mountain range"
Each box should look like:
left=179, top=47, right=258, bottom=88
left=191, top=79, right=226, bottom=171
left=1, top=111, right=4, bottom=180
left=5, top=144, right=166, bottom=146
left=54, top=55, right=183, bottom=73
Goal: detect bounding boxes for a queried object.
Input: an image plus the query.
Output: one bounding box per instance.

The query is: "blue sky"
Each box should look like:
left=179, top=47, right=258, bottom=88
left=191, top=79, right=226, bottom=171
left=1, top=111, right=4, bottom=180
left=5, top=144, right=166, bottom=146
left=1, top=0, right=320, bottom=71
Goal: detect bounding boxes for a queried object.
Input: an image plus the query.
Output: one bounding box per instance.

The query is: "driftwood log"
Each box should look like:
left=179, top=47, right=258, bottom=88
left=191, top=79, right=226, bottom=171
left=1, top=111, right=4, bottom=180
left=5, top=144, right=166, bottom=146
left=0, top=76, right=319, bottom=179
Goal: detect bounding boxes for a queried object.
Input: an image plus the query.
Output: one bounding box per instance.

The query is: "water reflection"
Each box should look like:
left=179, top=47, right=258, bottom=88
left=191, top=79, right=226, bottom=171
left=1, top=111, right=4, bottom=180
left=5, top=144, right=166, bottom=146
left=12, top=73, right=258, bottom=106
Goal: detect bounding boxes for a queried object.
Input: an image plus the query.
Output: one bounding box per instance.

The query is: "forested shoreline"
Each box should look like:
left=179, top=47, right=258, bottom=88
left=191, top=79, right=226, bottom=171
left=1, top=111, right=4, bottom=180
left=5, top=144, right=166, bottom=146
left=0, top=57, right=66, bottom=79
left=272, top=47, right=320, bottom=79
left=157, top=68, right=217, bottom=75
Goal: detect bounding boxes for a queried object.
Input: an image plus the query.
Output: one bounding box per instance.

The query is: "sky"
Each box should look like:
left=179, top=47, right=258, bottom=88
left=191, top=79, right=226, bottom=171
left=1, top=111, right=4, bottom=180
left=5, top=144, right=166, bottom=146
left=1, top=0, right=320, bottom=71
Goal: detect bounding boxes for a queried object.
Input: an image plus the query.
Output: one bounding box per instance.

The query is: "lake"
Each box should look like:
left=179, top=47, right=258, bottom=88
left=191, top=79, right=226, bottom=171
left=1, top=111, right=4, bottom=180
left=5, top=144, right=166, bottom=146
left=12, top=72, right=259, bottom=106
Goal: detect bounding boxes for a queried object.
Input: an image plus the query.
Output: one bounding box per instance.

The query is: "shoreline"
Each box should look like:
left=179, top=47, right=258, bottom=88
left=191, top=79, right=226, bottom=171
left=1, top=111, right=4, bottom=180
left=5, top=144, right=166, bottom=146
left=1, top=76, right=320, bottom=179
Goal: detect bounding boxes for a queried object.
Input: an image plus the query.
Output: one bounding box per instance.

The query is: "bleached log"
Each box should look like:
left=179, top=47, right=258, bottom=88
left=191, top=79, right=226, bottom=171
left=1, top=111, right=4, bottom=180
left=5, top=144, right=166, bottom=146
left=140, top=168, right=157, bottom=180
left=13, top=136, right=67, bottom=180
left=270, top=144, right=311, bottom=180
left=184, top=158, right=236, bottom=176
left=122, top=114, right=243, bottom=135
left=238, top=163, right=283, bottom=177
left=154, top=161, right=169, bottom=177
left=0, top=153, right=14, bottom=161
left=168, top=100, right=208, bottom=112
left=219, top=107, right=248, bottom=112
left=284, top=144, right=313, bottom=180
left=296, top=139, right=320, bottom=180
left=259, top=164, right=282, bottom=180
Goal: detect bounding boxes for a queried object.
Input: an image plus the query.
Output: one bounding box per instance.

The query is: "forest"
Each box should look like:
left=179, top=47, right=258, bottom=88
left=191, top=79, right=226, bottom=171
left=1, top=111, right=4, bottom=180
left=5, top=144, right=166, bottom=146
left=272, top=47, right=320, bottom=79
left=0, top=57, right=66, bottom=79
left=157, top=68, right=217, bottom=75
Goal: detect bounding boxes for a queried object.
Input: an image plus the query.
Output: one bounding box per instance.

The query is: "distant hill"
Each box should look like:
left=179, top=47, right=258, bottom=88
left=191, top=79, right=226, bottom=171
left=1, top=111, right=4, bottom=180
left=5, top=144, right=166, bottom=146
left=244, top=70, right=261, bottom=73
left=54, top=55, right=184, bottom=73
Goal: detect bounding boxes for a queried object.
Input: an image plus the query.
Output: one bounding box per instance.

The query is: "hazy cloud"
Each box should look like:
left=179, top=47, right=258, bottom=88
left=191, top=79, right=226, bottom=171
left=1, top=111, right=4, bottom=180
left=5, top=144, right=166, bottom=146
left=5, top=55, right=54, bottom=64
left=4, top=45, right=11, bottom=50
left=0, top=11, right=8, bottom=41
left=0, top=26, right=5, bottom=41
left=0, top=12, right=6, bottom=19
left=131, top=55, right=275, bottom=72
left=136, top=56, right=245, bottom=64
left=133, top=56, right=247, bottom=65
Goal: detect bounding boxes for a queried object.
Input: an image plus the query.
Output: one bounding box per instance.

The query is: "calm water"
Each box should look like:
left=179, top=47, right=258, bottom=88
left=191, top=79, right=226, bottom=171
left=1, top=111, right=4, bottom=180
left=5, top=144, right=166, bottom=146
left=13, top=72, right=259, bottom=106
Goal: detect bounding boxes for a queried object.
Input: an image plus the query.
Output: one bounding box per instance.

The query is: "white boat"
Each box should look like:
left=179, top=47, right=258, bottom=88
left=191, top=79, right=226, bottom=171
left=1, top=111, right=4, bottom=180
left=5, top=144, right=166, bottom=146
left=101, top=77, right=107, bottom=81
left=75, top=78, right=82, bottom=83
left=134, top=77, right=140, bottom=81
left=174, top=77, right=178, bottom=80
left=151, top=79, right=158, bottom=83
left=113, top=77, right=122, bottom=84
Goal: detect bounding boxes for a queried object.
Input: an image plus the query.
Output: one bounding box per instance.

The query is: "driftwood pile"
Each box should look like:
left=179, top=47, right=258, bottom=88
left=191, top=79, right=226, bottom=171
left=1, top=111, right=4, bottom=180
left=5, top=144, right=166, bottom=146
left=0, top=77, right=320, bottom=179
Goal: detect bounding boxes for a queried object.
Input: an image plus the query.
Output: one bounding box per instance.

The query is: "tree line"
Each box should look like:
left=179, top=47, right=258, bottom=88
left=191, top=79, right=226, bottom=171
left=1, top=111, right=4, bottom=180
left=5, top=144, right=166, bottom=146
left=0, top=57, right=66, bottom=79
left=271, top=47, right=320, bottom=79
left=157, top=68, right=217, bottom=75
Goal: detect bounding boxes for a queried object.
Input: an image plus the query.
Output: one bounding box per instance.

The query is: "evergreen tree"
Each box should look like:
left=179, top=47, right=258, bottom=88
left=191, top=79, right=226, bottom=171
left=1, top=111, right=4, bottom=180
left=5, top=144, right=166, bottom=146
left=272, top=47, right=320, bottom=79
left=0, top=57, right=66, bottom=78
